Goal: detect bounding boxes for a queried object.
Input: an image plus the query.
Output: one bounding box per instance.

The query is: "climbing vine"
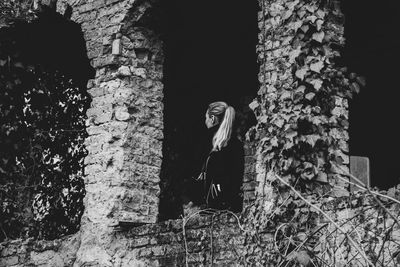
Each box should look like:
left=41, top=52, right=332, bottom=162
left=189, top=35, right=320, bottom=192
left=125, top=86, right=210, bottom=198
left=249, top=0, right=365, bottom=195
left=179, top=1, right=399, bottom=266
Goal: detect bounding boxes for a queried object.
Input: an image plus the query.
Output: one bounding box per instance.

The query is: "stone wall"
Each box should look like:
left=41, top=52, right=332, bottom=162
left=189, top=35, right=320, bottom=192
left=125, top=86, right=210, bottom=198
left=2, top=195, right=399, bottom=266
left=0, top=212, right=267, bottom=267
left=50, top=0, right=165, bottom=264
left=3, top=0, right=394, bottom=266
left=70, top=0, right=164, bottom=228
left=0, top=234, right=80, bottom=267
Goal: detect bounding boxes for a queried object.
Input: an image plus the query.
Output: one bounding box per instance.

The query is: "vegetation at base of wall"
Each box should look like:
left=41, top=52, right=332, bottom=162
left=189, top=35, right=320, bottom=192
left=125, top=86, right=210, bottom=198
left=0, top=25, right=88, bottom=241
left=249, top=0, right=365, bottom=195
left=179, top=182, right=400, bottom=266
left=241, top=181, right=400, bottom=266
left=236, top=0, right=400, bottom=265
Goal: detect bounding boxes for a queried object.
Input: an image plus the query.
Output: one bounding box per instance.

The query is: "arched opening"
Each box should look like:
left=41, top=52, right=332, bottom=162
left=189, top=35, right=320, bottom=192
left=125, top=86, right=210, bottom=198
left=0, top=7, right=94, bottom=241
left=159, top=0, right=259, bottom=219
left=343, top=1, right=400, bottom=189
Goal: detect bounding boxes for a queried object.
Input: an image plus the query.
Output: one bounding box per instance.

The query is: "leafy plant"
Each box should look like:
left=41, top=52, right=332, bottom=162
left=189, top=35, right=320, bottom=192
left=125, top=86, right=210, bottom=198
left=249, top=0, right=364, bottom=195
left=0, top=26, right=89, bottom=241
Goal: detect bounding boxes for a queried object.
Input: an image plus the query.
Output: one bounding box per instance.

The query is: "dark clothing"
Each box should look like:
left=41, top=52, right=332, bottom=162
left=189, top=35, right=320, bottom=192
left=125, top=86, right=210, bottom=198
left=198, top=126, right=244, bottom=212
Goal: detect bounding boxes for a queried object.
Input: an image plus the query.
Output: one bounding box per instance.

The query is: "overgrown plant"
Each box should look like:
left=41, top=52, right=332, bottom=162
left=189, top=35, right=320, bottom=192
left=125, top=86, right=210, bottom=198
left=0, top=27, right=89, bottom=241
left=179, top=179, right=400, bottom=266
left=250, top=0, right=365, bottom=195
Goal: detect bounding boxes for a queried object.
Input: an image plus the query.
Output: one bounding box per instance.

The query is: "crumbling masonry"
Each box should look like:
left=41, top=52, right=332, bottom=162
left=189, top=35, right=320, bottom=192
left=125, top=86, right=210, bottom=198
left=2, top=0, right=399, bottom=266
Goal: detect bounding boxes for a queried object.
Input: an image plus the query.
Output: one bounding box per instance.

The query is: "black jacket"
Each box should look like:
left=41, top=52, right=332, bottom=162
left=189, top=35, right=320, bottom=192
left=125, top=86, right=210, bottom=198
left=199, top=126, right=244, bottom=212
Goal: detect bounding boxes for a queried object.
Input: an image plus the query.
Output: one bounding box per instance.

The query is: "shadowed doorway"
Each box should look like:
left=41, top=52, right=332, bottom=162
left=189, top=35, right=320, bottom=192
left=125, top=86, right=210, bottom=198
left=159, top=0, right=259, bottom=219
left=343, top=1, right=400, bottom=189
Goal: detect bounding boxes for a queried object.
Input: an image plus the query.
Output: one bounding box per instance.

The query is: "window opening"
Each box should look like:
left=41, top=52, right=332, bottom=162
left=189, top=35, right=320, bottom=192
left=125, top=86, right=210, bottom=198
left=0, top=8, right=94, bottom=241
left=343, top=1, right=400, bottom=189
left=159, top=0, right=259, bottom=220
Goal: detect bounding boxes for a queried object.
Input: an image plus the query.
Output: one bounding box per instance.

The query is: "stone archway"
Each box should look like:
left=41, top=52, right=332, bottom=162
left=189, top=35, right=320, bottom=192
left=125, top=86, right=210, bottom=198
left=158, top=0, right=260, bottom=220
left=54, top=0, right=165, bottom=265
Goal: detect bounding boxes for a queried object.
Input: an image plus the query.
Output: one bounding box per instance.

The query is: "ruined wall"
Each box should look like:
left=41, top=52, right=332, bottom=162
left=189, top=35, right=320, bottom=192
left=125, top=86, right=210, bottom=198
left=0, top=235, right=80, bottom=267
left=67, top=0, right=164, bottom=227
left=250, top=0, right=352, bottom=200
left=4, top=0, right=398, bottom=266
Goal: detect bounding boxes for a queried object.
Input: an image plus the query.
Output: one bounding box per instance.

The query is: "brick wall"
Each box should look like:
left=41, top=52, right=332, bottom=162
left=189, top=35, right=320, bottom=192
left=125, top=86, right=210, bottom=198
left=0, top=235, right=80, bottom=267
left=1, top=0, right=379, bottom=266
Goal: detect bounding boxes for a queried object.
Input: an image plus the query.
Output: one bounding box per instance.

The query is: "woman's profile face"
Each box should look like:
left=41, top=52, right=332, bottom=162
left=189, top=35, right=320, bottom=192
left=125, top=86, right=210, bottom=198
left=205, top=112, right=215, bottom=128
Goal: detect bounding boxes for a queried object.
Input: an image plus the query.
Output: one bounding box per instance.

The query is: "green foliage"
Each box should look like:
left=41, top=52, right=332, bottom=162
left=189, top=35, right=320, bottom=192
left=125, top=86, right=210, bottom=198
left=250, top=0, right=364, bottom=194
left=0, top=30, right=89, bottom=241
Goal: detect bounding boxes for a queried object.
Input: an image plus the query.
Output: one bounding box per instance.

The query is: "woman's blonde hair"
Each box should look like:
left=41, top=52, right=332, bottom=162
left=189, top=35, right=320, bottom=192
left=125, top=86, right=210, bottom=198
left=207, top=101, right=235, bottom=151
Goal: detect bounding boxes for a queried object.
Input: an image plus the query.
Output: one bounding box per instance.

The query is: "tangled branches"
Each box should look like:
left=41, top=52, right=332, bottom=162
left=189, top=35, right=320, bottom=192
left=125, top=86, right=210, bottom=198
left=179, top=172, right=400, bottom=266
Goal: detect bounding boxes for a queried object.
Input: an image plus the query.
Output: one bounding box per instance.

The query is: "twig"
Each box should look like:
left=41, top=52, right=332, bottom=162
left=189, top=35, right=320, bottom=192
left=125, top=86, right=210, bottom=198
left=180, top=214, right=189, bottom=267
left=275, top=174, right=374, bottom=266
left=283, top=223, right=329, bottom=262
left=0, top=225, right=8, bottom=241
left=180, top=208, right=242, bottom=267
left=375, top=223, right=395, bottom=265
left=337, top=166, right=400, bottom=204
left=335, top=170, right=400, bottom=229
left=210, top=213, right=215, bottom=267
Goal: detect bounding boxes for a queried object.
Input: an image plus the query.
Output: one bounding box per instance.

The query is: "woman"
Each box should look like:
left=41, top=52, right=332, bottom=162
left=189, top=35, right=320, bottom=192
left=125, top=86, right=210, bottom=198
left=197, top=101, right=244, bottom=212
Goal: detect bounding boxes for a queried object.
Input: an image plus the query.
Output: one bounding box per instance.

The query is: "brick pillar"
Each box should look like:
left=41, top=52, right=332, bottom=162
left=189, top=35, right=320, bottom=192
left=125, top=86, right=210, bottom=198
left=82, top=1, right=163, bottom=227
left=59, top=0, right=164, bottom=265
left=254, top=0, right=349, bottom=204
left=242, top=141, right=257, bottom=205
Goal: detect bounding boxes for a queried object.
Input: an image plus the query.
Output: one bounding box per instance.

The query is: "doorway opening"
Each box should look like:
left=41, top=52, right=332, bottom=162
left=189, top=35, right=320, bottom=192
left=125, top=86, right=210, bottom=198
left=0, top=7, right=94, bottom=241
left=159, top=0, right=259, bottom=219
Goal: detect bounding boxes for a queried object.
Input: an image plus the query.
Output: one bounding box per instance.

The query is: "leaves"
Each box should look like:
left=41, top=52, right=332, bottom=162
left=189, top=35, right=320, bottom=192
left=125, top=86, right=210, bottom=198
left=295, top=67, right=309, bottom=80
left=308, top=78, right=323, bottom=90
left=312, top=31, right=325, bottom=43
left=249, top=100, right=259, bottom=111
left=305, top=92, right=315, bottom=101
left=289, top=46, right=302, bottom=63
left=252, top=0, right=365, bottom=196
left=310, top=60, right=324, bottom=73
left=350, top=82, right=361, bottom=93
left=0, top=39, right=87, bottom=241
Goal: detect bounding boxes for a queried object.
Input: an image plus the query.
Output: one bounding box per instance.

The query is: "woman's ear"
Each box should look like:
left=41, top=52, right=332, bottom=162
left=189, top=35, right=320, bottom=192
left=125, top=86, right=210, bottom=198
left=211, top=115, right=219, bottom=126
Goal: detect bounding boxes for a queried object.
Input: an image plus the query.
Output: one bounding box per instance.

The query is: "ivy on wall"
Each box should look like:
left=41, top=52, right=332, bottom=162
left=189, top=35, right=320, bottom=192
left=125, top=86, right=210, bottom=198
left=0, top=25, right=89, bottom=241
left=236, top=0, right=400, bottom=266
left=249, top=0, right=365, bottom=195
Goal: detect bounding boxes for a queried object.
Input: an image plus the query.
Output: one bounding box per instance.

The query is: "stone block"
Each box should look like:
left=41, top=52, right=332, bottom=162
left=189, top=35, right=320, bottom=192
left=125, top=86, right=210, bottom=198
left=131, top=67, right=147, bottom=79
left=30, top=251, right=64, bottom=266
left=350, top=156, right=370, bottom=190
left=1, top=245, right=17, bottom=257
left=94, top=111, right=113, bottom=125
left=0, top=255, right=19, bottom=266
left=118, top=66, right=132, bottom=76
left=115, top=106, right=130, bottom=121
left=242, top=181, right=259, bottom=191
left=112, top=39, right=122, bottom=55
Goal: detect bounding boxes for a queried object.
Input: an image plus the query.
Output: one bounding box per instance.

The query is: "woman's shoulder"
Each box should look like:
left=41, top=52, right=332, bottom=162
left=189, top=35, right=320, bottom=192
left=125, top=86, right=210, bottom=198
left=216, top=136, right=243, bottom=156
left=229, top=136, right=243, bottom=149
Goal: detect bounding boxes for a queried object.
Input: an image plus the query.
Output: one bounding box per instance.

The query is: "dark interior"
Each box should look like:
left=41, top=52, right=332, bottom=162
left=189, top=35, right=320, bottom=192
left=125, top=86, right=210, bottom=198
left=159, top=0, right=259, bottom=219
left=343, top=1, right=400, bottom=189
left=0, top=7, right=94, bottom=240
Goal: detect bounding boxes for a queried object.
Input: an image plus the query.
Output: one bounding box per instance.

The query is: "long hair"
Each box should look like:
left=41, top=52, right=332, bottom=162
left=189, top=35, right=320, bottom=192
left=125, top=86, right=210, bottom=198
left=207, top=101, right=235, bottom=151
